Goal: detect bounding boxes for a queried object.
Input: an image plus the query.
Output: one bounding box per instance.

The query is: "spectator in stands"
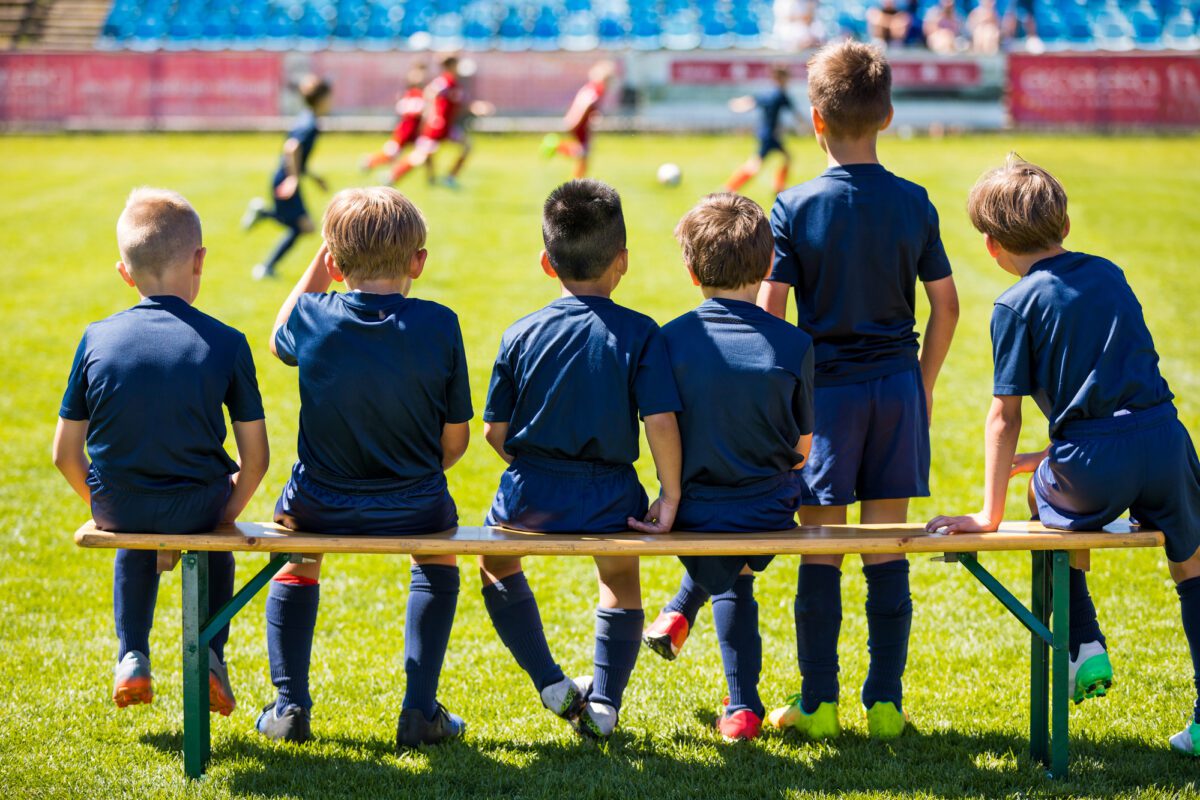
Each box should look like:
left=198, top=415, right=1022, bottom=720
left=967, top=0, right=1003, bottom=53
left=923, top=0, right=963, bottom=53
left=774, top=0, right=826, bottom=50
left=868, top=0, right=912, bottom=47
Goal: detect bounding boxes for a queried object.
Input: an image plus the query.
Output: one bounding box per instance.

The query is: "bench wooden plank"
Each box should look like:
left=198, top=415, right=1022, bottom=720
left=74, top=520, right=1163, bottom=556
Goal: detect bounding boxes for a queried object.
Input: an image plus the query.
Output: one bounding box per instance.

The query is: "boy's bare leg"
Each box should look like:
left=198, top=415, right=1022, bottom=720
left=860, top=498, right=908, bottom=566
left=801, top=504, right=848, bottom=570
left=479, top=554, right=523, bottom=584
left=595, top=555, right=641, bottom=609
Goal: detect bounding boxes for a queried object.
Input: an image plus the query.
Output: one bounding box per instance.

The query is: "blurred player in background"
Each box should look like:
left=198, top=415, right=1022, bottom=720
left=243, top=75, right=331, bottom=280
left=540, top=60, right=615, bottom=179
left=361, top=63, right=428, bottom=182
left=724, top=65, right=797, bottom=196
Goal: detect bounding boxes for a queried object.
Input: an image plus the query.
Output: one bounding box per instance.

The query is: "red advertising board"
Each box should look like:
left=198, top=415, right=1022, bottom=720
left=1009, top=53, right=1200, bottom=128
left=0, top=53, right=282, bottom=124
left=670, top=57, right=982, bottom=89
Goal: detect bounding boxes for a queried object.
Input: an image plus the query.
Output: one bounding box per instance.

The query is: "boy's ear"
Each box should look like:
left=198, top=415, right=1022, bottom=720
left=810, top=106, right=826, bottom=136
left=685, top=263, right=701, bottom=287
left=880, top=105, right=895, bottom=133
left=324, top=248, right=345, bottom=283
left=539, top=250, right=558, bottom=279
left=115, top=261, right=137, bottom=288
left=615, top=247, right=629, bottom=276
left=410, top=248, right=428, bottom=280
left=193, top=247, right=206, bottom=276
left=1062, top=214, right=1071, bottom=241
left=762, top=255, right=773, bottom=281
left=983, top=233, right=1003, bottom=259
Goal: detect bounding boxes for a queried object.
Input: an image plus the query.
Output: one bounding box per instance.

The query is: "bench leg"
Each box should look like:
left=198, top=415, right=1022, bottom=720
left=1050, top=550, right=1070, bottom=779
left=181, top=551, right=210, bottom=780
left=1030, top=551, right=1050, bottom=769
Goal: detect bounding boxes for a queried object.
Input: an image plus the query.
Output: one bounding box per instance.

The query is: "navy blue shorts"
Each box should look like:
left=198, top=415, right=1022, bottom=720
left=675, top=470, right=803, bottom=595
left=802, top=366, right=930, bottom=506
left=272, top=170, right=308, bottom=228
left=275, top=462, right=458, bottom=535
left=89, top=470, right=230, bottom=534
left=485, top=454, right=648, bottom=533
left=758, top=135, right=786, bottom=159
left=1034, top=403, right=1200, bottom=563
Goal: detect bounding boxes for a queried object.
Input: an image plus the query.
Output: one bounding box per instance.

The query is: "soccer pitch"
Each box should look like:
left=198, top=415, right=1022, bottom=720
left=2, top=132, right=1199, bottom=799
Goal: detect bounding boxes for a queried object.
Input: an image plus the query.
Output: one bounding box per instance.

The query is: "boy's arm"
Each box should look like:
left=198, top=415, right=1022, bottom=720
left=271, top=243, right=333, bottom=359
left=926, top=395, right=1023, bottom=533
left=793, top=433, right=814, bottom=469
left=222, top=419, right=269, bottom=524
left=627, top=412, right=683, bottom=534
left=728, top=95, right=757, bottom=113
left=483, top=421, right=513, bottom=464
left=441, top=422, right=470, bottom=469
left=52, top=418, right=91, bottom=505
left=758, top=280, right=791, bottom=320
left=919, top=275, right=960, bottom=423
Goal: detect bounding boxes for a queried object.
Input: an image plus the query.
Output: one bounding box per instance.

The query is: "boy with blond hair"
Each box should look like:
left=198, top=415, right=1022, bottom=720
left=480, top=179, right=683, bottom=739
left=928, top=155, right=1200, bottom=755
left=655, top=193, right=814, bottom=741
left=259, top=187, right=472, bottom=749
left=54, top=188, right=269, bottom=715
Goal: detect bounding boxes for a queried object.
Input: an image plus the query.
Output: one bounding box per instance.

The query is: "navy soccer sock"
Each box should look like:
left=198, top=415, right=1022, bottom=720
left=664, top=571, right=711, bottom=629
left=481, top=571, right=565, bottom=692
left=402, top=564, right=460, bottom=719
left=591, top=607, right=644, bottom=711
left=262, top=226, right=301, bottom=274
left=862, top=560, right=913, bottom=711
left=206, top=552, right=235, bottom=663
left=265, top=578, right=320, bottom=712
left=712, top=575, right=763, bottom=717
left=1176, top=576, right=1200, bottom=723
left=114, top=549, right=161, bottom=659
left=1068, top=567, right=1106, bottom=659
left=795, top=563, right=841, bottom=713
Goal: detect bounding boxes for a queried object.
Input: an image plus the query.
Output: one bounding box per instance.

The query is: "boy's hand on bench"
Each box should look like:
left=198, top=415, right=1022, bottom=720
left=1010, top=447, right=1049, bottom=478
left=925, top=512, right=998, bottom=535
left=627, top=495, right=679, bottom=534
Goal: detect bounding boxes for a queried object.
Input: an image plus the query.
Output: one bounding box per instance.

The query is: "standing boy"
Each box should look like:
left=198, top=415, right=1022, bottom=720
left=258, top=188, right=473, bottom=749
left=480, top=179, right=683, bottom=739
left=244, top=75, right=332, bottom=280
left=540, top=60, right=615, bottom=179
left=928, top=155, right=1200, bottom=755
left=658, top=193, right=815, bottom=741
left=724, top=65, right=797, bottom=196
left=54, top=188, right=269, bottom=715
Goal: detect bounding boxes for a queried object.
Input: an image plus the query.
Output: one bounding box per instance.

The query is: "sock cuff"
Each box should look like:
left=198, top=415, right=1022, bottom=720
left=595, top=607, right=645, bottom=640
left=481, top=571, right=534, bottom=611
left=863, top=560, right=910, bottom=579
left=273, top=574, right=319, bottom=586
left=1178, top=575, right=1200, bottom=597
left=411, top=563, right=461, bottom=593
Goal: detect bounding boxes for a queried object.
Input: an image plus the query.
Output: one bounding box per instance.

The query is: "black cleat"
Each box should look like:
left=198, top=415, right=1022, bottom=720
left=255, top=701, right=312, bottom=744
left=396, top=703, right=466, bottom=750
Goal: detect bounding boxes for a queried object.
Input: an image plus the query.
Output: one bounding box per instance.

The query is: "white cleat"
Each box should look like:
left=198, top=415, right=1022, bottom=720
left=1171, top=719, right=1200, bottom=756
left=540, top=676, right=585, bottom=720
left=241, top=197, right=266, bottom=230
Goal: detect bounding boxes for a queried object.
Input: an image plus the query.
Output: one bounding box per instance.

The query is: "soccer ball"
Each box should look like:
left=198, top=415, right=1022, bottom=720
left=656, top=163, right=682, bottom=187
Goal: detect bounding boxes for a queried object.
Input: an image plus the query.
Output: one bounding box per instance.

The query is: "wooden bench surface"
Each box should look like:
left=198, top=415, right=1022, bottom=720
left=74, top=520, right=1164, bottom=557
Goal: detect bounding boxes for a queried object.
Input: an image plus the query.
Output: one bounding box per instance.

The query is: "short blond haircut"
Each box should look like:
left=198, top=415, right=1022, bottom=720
left=806, top=41, right=892, bottom=139
left=967, top=153, right=1068, bottom=254
left=116, top=187, right=202, bottom=278
left=674, top=193, right=772, bottom=290
left=322, top=187, right=426, bottom=281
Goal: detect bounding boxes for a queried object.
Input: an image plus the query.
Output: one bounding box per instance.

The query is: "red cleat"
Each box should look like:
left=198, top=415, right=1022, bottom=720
left=717, top=703, right=763, bottom=742
left=642, top=611, right=690, bottom=661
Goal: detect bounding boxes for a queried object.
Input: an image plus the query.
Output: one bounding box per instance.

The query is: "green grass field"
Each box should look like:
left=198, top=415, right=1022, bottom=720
left=2, top=131, right=1200, bottom=799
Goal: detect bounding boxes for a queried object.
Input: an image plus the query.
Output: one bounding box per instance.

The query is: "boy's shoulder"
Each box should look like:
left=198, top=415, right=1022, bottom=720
left=502, top=296, right=659, bottom=345
left=664, top=301, right=813, bottom=354
left=89, top=299, right=246, bottom=347
left=995, top=252, right=1124, bottom=315
left=776, top=165, right=931, bottom=210
left=299, top=291, right=459, bottom=322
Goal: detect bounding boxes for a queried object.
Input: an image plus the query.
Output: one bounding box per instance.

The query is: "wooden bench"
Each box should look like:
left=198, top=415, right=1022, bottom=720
left=75, top=519, right=1163, bottom=781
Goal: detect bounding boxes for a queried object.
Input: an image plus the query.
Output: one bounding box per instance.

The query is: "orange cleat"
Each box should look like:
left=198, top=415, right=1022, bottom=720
left=717, top=701, right=763, bottom=742
left=208, top=650, right=236, bottom=716
left=113, top=651, right=153, bottom=708
left=642, top=610, right=690, bottom=661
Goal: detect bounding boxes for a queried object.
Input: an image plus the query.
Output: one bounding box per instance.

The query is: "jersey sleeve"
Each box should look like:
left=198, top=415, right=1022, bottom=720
left=445, top=317, right=474, bottom=424
left=482, top=339, right=516, bottom=423
left=991, top=304, right=1034, bottom=396
left=633, top=327, right=683, bottom=419
left=793, top=345, right=816, bottom=436
left=768, top=196, right=801, bottom=286
left=273, top=298, right=306, bottom=367
left=226, top=335, right=266, bottom=423
left=918, top=201, right=953, bottom=282
left=59, top=332, right=91, bottom=420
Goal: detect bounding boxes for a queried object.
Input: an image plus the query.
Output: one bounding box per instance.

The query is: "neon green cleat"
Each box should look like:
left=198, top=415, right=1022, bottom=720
left=1069, top=641, right=1113, bottom=704
left=865, top=701, right=907, bottom=740
left=1170, top=719, right=1200, bottom=756
left=767, top=694, right=840, bottom=740
left=540, top=133, right=561, bottom=158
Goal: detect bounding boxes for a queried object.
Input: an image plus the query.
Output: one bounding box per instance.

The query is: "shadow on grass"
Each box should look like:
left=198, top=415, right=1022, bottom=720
left=139, top=723, right=1200, bottom=799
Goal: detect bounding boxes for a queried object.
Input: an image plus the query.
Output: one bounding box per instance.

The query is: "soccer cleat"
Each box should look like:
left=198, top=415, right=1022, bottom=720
left=113, top=650, right=153, bottom=708
left=864, top=701, right=907, bottom=740
left=256, top=701, right=312, bottom=744
left=767, top=694, right=840, bottom=740
left=566, top=675, right=617, bottom=740
left=208, top=649, right=236, bottom=716
left=540, top=133, right=561, bottom=158
left=251, top=263, right=273, bottom=281
left=241, top=197, right=266, bottom=230
left=643, top=611, right=690, bottom=661
left=1069, top=641, right=1113, bottom=704
left=1170, top=719, right=1200, bottom=756
left=396, top=703, right=466, bottom=749
left=442, top=176, right=461, bottom=190
left=717, top=699, right=762, bottom=742
left=540, top=676, right=585, bottom=720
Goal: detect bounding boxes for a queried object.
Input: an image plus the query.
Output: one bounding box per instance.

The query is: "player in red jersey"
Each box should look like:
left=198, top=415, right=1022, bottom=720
left=391, top=55, right=472, bottom=187
left=541, top=61, right=615, bottom=179
left=361, top=63, right=428, bottom=180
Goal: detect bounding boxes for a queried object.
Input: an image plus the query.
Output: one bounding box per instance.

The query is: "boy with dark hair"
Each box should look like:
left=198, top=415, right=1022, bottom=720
left=258, top=187, right=473, bottom=750
left=928, top=155, right=1200, bottom=755
left=244, top=75, right=332, bottom=280
left=656, top=193, right=814, bottom=741
left=480, top=179, right=683, bottom=740
left=724, top=65, right=797, bottom=196
left=54, top=188, right=269, bottom=716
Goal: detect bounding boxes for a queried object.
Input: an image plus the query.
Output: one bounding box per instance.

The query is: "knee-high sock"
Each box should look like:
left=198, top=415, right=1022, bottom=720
left=862, top=560, right=912, bottom=710
left=481, top=571, right=564, bottom=692
left=261, top=226, right=301, bottom=275
left=114, top=549, right=160, bottom=659
left=713, top=575, right=763, bottom=717
left=1068, top=567, right=1106, bottom=658
left=402, top=564, right=460, bottom=718
left=796, top=563, right=841, bottom=713
left=207, top=552, right=235, bottom=663
left=591, top=607, right=644, bottom=711
left=664, top=570, right=711, bottom=629
left=265, top=577, right=320, bottom=712
left=1177, top=576, right=1200, bottom=723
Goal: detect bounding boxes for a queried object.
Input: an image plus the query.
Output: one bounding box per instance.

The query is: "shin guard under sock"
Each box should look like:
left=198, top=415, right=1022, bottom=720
left=402, top=564, right=460, bottom=718
left=265, top=578, right=320, bottom=712
left=795, top=563, right=842, bottom=713
left=591, top=607, right=644, bottom=710
left=713, top=575, right=763, bottom=717
left=481, top=571, right=565, bottom=692
left=862, top=560, right=912, bottom=711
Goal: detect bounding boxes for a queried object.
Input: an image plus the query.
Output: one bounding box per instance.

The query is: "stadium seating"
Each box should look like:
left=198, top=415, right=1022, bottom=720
left=98, top=0, right=1200, bottom=51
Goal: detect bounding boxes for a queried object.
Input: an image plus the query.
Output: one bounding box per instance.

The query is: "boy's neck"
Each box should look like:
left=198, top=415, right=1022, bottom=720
left=1006, top=245, right=1069, bottom=277
left=823, top=135, right=882, bottom=168
left=133, top=272, right=195, bottom=304
left=560, top=279, right=614, bottom=300
left=345, top=276, right=413, bottom=296
left=701, top=283, right=759, bottom=304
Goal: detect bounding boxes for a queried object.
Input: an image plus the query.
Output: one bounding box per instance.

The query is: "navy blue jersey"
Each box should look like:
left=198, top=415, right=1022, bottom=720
left=990, top=251, right=1172, bottom=439
left=275, top=291, right=473, bottom=485
left=275, top=111, right=319, bottom=181
left=662, top=298, right=814, bottom=488
left=769, top=163, right=953, bottom=386
left=484, top=295, right=682, bottom=465
left=756, top=87, right=793, bottom=141
left=60, top=295, right=264, bottom=491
